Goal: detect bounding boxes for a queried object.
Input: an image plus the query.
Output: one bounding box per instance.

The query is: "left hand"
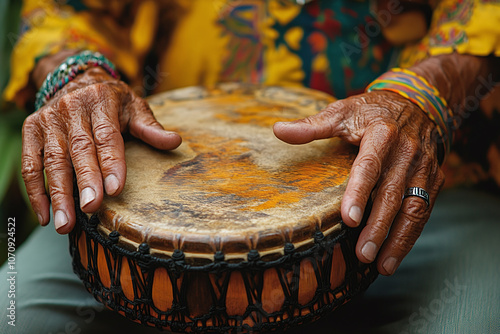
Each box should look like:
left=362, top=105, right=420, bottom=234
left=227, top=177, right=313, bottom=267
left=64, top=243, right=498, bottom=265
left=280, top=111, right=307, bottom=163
left=273, top=90, right=445, bottom=276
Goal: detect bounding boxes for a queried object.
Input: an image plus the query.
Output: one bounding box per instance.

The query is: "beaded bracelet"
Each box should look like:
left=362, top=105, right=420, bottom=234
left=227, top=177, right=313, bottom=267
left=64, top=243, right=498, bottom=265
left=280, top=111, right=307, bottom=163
left=365, top=68, right=455, bottom=160
left=35, top=50, right=119, bottom=111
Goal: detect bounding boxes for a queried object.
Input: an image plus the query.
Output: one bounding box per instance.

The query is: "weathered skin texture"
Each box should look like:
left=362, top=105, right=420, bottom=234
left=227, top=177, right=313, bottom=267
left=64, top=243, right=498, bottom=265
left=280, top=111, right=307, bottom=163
left=22, top=62, right=182, bottom=236
left=274, top=90, right=444, bottom=277
left=274, top=53, right=500, bottom=276
left=22, top=51, right=499, bottom=276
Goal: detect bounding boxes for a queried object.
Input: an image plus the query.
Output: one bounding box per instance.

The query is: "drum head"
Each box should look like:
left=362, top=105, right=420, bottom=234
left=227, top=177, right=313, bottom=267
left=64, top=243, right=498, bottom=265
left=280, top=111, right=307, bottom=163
left=96, top=83, right=357, bottom=261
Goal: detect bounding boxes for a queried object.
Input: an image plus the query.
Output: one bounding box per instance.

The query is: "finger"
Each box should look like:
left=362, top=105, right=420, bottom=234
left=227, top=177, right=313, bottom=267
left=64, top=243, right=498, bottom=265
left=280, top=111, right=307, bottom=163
left=354, top=139, right=420, bottom=263
left=273, top=100, right=353, bottom=144
left=67, top=107, right=104, bottom=213
left=341, top=122, right=399, bottom=228
left=44, top=129, right=76, bottom=234
left=376, top=161, right=445, bottom=276
left=91, top=97, right=126, bottom=197
left=127, top=96, right=182, bottom=150
left=21, top=115, right=50, bottom=226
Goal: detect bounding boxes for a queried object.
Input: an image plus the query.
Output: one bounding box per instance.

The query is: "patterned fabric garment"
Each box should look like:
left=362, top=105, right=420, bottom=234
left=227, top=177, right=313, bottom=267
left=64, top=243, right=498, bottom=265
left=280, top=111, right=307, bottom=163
left=3, top=0, right=500, bottom=188
left=152, top=0, right=394, bottom=98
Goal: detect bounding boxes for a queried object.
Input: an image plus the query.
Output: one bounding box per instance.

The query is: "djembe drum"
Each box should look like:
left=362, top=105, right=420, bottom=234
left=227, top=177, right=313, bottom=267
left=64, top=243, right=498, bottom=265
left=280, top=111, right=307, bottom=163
left=69, top=84, right=378, bottom=333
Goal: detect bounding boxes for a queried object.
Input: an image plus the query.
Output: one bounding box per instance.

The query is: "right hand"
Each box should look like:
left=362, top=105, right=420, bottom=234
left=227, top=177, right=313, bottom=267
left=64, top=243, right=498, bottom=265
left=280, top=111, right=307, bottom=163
left=22, top=66, right=182, bottom=234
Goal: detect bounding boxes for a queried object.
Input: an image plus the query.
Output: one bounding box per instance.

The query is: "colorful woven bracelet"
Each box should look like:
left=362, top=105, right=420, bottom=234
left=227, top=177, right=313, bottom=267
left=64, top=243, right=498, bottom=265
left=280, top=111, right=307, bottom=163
left=35, top=50, right=119, bottom=111
left=365, top=68, right=455, bottom=159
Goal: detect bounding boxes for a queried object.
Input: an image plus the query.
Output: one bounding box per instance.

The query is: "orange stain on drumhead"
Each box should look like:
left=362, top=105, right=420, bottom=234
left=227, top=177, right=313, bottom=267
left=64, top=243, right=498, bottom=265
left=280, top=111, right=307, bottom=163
left=165, top=133, right=351, bottom=211
left=215, top=104, right=293, bottom=128
left=77, top=86, right=362, bottom=332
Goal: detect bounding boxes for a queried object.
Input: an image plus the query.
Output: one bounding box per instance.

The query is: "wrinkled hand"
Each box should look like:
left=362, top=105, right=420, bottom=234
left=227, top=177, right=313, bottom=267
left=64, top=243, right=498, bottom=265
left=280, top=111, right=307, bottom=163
left=22, top=67, right=182, bottom=234
left=273, top=91, right=445, bottom=276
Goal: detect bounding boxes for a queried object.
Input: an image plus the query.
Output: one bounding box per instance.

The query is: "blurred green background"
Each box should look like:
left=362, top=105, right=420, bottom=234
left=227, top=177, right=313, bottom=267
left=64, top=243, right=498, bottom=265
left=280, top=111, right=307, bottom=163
left=1, top=0, right=37, bottom=265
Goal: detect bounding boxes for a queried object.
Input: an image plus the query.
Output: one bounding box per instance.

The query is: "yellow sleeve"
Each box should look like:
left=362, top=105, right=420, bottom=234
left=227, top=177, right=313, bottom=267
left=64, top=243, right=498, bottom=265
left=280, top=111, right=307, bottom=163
left=398, top=0, right=500, bottom=68
left=3, top=0, right=160, bottom=106
left=394, top=0, right=500, bottom=188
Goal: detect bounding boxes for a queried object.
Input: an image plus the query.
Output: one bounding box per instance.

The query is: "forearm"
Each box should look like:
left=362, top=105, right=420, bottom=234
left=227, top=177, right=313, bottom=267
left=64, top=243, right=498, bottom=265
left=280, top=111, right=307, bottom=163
left=410, top=53, right=500, bottom=125
left=31, top=50, right=80, bottom=89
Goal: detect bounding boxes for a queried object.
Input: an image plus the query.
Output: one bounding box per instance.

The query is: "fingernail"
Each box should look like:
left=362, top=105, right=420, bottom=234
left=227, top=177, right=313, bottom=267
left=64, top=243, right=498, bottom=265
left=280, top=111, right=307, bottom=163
left=105, top=174, right=119, bottom=195
left=361, top=241, right=378, bottom=262
left=80, top=187, right=96, bottom=208
left=348, top=205, right=363, bottom=226
left=382, top=257, right=399, bottom=275
left=54, top=210, right=68, bottom=231
left=37, top=213, right=44, bottom=225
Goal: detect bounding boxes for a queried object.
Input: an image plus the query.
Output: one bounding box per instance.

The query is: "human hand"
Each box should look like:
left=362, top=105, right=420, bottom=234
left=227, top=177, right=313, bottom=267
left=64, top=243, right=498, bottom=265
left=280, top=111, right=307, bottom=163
left=22, top=66, right=182, bottom=234
left=273, top=91, right=445, bottom=276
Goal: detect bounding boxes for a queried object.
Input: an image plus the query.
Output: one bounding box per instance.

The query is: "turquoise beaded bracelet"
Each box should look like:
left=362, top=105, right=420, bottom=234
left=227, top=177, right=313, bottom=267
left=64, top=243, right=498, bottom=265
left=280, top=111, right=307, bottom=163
left=34, top=50, right=119, bottom=111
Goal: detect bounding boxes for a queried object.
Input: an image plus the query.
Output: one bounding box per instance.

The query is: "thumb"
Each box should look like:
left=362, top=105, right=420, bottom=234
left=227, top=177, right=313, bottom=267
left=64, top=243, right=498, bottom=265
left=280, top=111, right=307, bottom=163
left=273, top=100, right=353, bottom=145
left=127, top=96, right=182, bottom=150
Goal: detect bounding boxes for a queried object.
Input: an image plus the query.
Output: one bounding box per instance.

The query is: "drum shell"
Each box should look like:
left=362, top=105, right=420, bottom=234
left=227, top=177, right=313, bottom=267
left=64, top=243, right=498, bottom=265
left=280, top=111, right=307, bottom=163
left=69, top=84, right=378, bottom=332
left=70, top=208, right=377, bottom=333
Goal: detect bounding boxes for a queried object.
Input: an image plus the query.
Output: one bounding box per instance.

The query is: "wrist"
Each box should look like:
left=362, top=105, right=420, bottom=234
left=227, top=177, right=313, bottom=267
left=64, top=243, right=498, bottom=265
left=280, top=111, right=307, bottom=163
left=32, top=50, right=80, bottom=89
left=34, top=51, right=119, bottom=111
left=366, top=68, right=452, bottom=164
left=51, top=67, right=120, bottom=99
left=409, top=54, right=492, bottom=110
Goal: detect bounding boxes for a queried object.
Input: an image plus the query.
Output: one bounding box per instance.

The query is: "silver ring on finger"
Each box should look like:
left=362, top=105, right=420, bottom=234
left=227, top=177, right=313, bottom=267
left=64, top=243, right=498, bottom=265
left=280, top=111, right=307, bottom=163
left=403, top=187, right=430, bottom=209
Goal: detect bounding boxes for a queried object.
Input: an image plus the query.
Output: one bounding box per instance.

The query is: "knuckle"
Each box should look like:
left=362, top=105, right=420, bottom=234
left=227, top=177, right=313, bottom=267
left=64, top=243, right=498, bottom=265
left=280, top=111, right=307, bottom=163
left=93, top=123, right=118, bottom=146
left=56, top=93, right=83, bottom=115
left=300, top=115, right=316, bottom=127
left=70, top=133, right=94, bottom=155
left=402, top=138, right=421, bottom=156
left=48, top=188, right=68, bottom=204
left=39, top=106, right=59, bottom=125
left=391, top=230, right=418, bottom=254
left=355, top=153, right=382, bottom=184
left=75, top=166, right=97, bottom=185
left=86, top=83, right=112, bottom=100
left=43, top=145, right=68, bottom=170
left=83, top=83, right=117, bottom=111
left=57, top=94, right=74, bottom=108
left=368, top=222, right=390, bottom=241
left=22, top=114, right=37, bottom=131
left=377, top=122, right=399, bottom=142
left=143, top=116, right=159, bottom=128
left=348, top=186, right=370, bottom=207
left=380, top=183, right=403, bottom=209
left=99, top=151, right=124, bottom=170
left=414, top=155, right=432, bottom=177
left=404, top=199, right=429, bottom=221
left=21, top=157, right=40, bottom=182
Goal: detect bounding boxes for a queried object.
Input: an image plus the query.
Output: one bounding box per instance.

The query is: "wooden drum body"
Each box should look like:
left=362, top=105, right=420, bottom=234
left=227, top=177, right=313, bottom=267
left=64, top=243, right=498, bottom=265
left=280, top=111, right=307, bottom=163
left=69, top=84, right=377, bottom=333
